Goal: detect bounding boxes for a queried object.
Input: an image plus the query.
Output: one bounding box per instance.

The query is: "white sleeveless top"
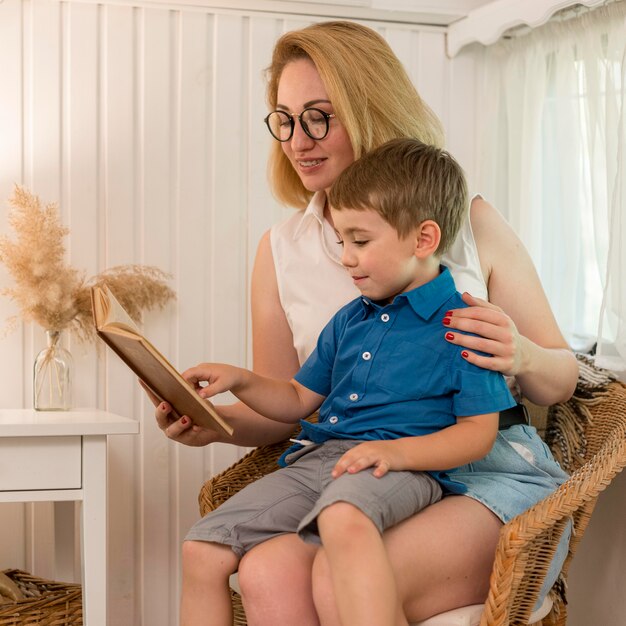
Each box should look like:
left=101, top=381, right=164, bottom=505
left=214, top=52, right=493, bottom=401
left=270, top=191, right=487, bottom=365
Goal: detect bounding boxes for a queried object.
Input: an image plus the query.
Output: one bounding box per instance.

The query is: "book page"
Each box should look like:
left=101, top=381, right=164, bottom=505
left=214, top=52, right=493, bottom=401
left=92, top=285, right=233, bottom=437
left=94, top=284, right=140, bottom=334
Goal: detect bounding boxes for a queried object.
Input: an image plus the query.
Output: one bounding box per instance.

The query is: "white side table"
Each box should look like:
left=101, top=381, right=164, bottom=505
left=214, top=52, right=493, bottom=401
left=0, top=409, right=140, bottom=626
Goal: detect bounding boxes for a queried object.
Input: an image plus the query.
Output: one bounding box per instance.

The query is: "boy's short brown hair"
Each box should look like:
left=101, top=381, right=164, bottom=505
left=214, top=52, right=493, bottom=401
left=328, top=138, right=468, bottom=254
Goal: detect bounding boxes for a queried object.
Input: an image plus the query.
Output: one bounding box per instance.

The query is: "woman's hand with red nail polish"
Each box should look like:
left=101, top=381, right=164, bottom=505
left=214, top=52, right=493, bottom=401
left=440, top=292, right=523, bottom=376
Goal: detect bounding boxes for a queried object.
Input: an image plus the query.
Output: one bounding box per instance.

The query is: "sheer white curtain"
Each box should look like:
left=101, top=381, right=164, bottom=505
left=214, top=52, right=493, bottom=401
left=476, top=2, right=626, bottom=375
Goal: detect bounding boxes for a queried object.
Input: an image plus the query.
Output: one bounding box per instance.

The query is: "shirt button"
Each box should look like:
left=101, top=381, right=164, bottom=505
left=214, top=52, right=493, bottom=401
left=329, top=415, right=339, bottom=424
left=362, top=351, right=371, bottom=360
left=381, top=313, right=390, bottom=322
left=349, top=393, right=359, bottom=401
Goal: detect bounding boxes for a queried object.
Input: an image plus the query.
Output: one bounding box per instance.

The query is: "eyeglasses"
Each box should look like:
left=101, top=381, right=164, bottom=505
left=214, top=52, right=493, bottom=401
left=264, top=108, right=336, bottom=142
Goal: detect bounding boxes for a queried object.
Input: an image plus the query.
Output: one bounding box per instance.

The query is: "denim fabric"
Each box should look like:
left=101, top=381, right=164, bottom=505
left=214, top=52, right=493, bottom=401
left=535, top=520, right=572, bottom=611
left=436, top=425, right=569, bottom=523
left=433, top=423, right=571, bottom=612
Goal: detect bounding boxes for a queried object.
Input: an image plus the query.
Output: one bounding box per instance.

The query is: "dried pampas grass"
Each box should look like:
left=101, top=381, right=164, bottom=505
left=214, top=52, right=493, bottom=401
left=0, top=185, right=175, bottom=340
left=74, top=265, right=175, bottom=341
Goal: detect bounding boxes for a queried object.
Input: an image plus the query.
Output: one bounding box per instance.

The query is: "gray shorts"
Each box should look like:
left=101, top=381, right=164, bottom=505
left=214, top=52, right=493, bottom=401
left=185, top=439, right=442, bottom=557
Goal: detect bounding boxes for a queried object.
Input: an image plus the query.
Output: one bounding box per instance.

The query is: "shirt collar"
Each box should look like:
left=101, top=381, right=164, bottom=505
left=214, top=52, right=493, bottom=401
left=293, top=191, right=326, bottom=240
left=360, top=265, right=457, bottom=321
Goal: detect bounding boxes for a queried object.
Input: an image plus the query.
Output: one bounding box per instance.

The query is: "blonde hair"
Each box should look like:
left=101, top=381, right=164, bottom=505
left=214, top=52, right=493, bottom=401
left=328, top=138, right=467, bottom=255
left=266, top=21, right=445, bottom=208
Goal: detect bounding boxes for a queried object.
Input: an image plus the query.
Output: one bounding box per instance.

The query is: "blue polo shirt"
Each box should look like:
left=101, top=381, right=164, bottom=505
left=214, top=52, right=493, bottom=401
left=281, top=266, right=515, bottom=465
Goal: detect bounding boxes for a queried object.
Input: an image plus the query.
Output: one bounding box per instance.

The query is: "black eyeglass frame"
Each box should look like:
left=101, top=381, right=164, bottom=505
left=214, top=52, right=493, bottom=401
left=264, top=107, right=337, bottom=142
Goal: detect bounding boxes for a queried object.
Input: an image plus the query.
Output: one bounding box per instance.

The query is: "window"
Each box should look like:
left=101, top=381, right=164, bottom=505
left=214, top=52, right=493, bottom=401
left=477, top=4, right=625, bottom=371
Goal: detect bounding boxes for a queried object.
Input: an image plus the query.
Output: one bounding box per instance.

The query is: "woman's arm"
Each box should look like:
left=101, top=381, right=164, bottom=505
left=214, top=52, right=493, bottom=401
left=444, top=197, right=578, bottom=405
left=153, top=230, right=306, bottom=447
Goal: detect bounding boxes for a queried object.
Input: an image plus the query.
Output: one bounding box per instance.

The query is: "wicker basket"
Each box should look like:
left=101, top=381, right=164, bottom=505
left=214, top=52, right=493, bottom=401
left=0, top=569, right=82, bottom=626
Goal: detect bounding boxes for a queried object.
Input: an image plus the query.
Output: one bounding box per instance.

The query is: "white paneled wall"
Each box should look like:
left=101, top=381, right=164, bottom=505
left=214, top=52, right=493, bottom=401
left=0, top=2, right=477, bottom=624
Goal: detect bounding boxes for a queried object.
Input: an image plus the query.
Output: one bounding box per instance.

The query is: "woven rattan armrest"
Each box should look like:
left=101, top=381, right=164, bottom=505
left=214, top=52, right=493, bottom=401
left=199, top=437, right=292, bottom=516
left=196, top=369, right=626, bottom=626
left=480, top=391, right=626, bottom=626
left=199, top=414, right=318, bottom=516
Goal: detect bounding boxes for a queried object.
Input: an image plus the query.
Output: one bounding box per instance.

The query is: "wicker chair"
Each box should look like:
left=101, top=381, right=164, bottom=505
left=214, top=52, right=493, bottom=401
left=198, top=354, right=626, bottom=626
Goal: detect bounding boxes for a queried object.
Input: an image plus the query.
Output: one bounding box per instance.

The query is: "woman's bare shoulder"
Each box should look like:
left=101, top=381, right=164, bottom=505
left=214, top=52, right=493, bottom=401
left=469, top=196, right=526, bottom=274
left=469, top=196, right=517, bottom=241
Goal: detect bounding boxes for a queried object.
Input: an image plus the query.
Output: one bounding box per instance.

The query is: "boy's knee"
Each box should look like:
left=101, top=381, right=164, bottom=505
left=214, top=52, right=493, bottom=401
left=318, top=500, right=368, bottom=525
left=318, top=501, right=374, bottom=540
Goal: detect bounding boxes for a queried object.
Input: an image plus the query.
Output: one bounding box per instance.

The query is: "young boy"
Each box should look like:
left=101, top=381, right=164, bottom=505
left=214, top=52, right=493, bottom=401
left=181, top=139, right=516, bottom=626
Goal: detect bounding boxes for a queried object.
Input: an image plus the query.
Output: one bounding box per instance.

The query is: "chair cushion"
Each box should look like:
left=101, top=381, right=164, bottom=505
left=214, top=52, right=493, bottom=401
left=410, top=595, right=553, bottom=626
left=411, top=604, right=484, bottom=626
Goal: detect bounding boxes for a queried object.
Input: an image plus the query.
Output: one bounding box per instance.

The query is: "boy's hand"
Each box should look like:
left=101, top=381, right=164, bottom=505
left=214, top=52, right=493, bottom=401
left=332, top=440, right=403, bottom=479
left=182, top=363, right=246, bottom=399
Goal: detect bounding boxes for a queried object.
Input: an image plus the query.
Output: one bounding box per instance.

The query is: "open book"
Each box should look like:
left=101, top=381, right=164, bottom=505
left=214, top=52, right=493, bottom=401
left=91, top=285, right=233, bottom=437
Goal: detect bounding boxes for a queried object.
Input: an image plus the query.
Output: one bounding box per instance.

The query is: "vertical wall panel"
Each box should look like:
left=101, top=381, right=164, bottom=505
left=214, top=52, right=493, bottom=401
left=24, top=0, right=64, bottom=416
left=64, top=2, right=101, bottom=409
left=0, top=504, right=26, bottom=571
left=101, top=6, right=142, bottom=622
left=205, top=14, right=251, bottom=478
left=22, top=0, right=65, bottom=581
left=414, top=30, right=450, bottom=132
left=210, top=14, right=247, bottom=367
left=244, top=17, right=289, bottom=374
left=101, top=3, right=138, bottom=424
left=383, top=26, right=414, bottom=81
left=0, top=4, right=473, bottom=624
left=0, top=0, right=26, bottom=545
left=27, top=0, right=62, bottom=198
left=102, top=5, right=138, bottom=268
left=138, top=9, right=176, bottom=623
left=446, top=45, right=479, bottom=189
left=172, top=11, right=215, bottom=618
left=0, top=0, right=27, bottom=575
left=0, top=2, right=26, bottom=408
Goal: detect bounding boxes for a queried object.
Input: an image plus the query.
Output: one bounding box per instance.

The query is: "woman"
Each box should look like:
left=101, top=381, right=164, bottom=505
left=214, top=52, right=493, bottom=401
left=155, top=21, right=578, bottom=625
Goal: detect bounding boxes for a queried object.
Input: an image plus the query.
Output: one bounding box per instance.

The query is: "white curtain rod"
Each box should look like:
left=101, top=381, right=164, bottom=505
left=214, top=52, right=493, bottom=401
left=446, top=0, right=609, bottom=57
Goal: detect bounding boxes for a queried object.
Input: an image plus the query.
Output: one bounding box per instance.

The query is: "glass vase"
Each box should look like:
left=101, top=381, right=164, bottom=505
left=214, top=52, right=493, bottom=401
left=33, top=329, right=72, bottom=411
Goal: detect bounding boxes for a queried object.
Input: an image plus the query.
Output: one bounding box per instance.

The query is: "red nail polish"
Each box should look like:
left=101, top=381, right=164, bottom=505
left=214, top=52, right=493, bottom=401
left=461, top=351, right=469, bottom=358
left=444, top=311, right=453, bottom=317
left=445, top=332, right=454, bottom=340
left=181, top=417, right=188, bottom=425
left=442, top=318, right=451, bottom=326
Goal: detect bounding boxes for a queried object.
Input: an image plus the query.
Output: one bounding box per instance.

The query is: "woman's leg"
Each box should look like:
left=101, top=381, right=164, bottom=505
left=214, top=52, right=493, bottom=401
left=238, top=534, right=321, bottom=626
left=389, top=496, right=501, bottom=621
left=240, top=495, right=501, bottom=626
left=181, top=540, right=239, bottom=626
left=313, top=496, right=502, bottom=625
